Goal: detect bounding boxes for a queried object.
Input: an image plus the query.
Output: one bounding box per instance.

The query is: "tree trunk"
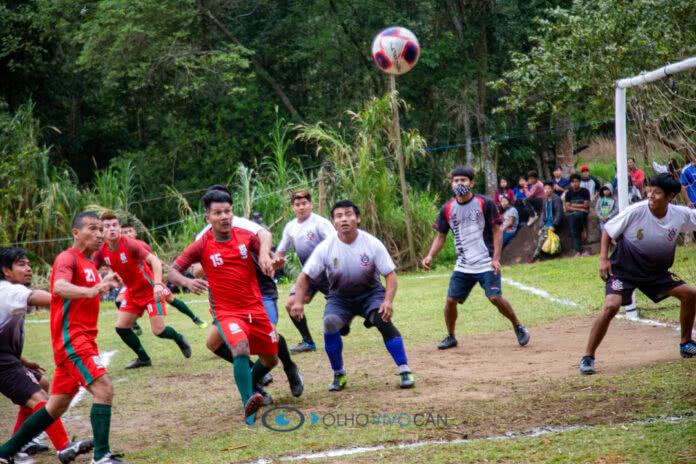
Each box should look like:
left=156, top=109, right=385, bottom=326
left=554, top=113, right=574, bottom=174
left=475, top=16, right=495, bottom=195
left=463, top=103, right=474, bottom=167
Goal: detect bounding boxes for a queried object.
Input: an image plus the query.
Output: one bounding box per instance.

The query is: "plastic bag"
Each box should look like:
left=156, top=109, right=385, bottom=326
left=542, top=229, right=561, bottom=255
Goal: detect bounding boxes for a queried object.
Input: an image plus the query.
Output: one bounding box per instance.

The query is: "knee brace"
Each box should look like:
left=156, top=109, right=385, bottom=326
left=367, top=311, right=401, bottom=342
left=323, top=314, right=346, bottom=334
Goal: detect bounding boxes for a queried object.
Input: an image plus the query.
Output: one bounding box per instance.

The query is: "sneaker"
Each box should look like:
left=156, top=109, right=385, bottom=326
left=253, top=384, right=273, bottom=406
left=582, top=250, right=594, bottom=256
left=21, top=438, right=48, bottom=455
left=680, top=340, right=696, bottom=359
left=244, top=393, right=264, bottom=424
left=328, top=372, right=347, bottom=392
left=58, top=438, right=94, bottom=463
left=131, top=323, right=143, bottom=337
left=527, top=215, right=538, bottom=226
left=289, top=341, right=316, bottom=353
left=515, top=325, right=530, bottom=346
left=436, top=334, right=457, bottom=350
left=175, top=335, right=192, bottom=358
left=0, top=452, right=31, bottom=463
left=579, top=355, right=595, bottom=375
left=624, top=308, right=640, bottom=321
left=285, top=364, right=304, bottom=397
left=124, top=358, right=152, bottom=369
left=261, top=372, right=273, bottom=386
left=193, top=318, right=209, bottom=329
left=90, top=453, right=128, bottom=464
left=399, top=371, right=415, bottom=389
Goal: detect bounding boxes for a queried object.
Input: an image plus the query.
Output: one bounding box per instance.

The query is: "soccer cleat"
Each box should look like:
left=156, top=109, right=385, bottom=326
left=579, top=355, right=595, bottom=375
left=193, top=318, right=209, bottom=329
left=680, top=340, right=696, bottom=359
left=328, top=372, right=347, bottom=392
left=253, top=385, right=273, bottom=406
left=437, top=334, right=457, bottom=350
left=90, top=452, right=128, bottom=464
left=244, top=393, right=264, bottom=424
left=285, top=364, right=304, bottom=397
left=0, top=452, right=31, bottom=463
left=515, top=325, right=530, bottom=346
left=131, top=323, right=143, bottom=337
left=175, top=335, right=192, bottom=358
left=261, top=372, right=273, bottom=386
left=289, top=341, right=316, bottom=353
left=58, top=438, right=94, bottom=463
left=124, top=358, right=152, bottom=369
left=399, top=371, right=415, bottom=389
left=21, top=438, right=48, bottom=455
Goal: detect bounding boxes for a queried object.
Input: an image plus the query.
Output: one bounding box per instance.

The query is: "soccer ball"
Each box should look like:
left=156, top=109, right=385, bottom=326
left=371, top=27, right=420, bottom=75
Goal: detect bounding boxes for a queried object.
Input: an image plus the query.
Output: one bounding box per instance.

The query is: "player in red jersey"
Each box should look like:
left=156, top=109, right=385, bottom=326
left=93, top=213, right=191, bottom=369
left=167, top=189, right=280, bottom=424
left=0, top=212, right=126, bottom=464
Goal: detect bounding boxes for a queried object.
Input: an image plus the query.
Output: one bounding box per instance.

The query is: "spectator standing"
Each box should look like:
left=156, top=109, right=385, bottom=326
left=579, top=166, right=601, bottom=201
left=627, top=157, right=645, bottom=194
left=565, top=174, right=591, bottom=256
left=523, top=170, right=545, bottom=224
left=680, top=153, right=696, bottom=208
left=500, top=196, right=519, bottom=248
left=596, top=185, right=618, bottom=233
left=529, top=182, right=564, bottom=262
left=494, top=177, right=515, bottom=207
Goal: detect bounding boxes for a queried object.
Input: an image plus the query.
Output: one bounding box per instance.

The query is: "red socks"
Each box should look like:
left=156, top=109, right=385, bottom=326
left=15, top=402, right=70, bottom=451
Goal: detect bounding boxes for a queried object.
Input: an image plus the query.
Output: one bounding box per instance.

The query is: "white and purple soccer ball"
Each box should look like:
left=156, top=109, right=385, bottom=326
left=371, top=27, right=420, bottom=76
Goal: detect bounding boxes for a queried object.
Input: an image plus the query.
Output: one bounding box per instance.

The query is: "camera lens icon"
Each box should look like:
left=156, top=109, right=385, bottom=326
left=261, top=407, right=305, bottom=432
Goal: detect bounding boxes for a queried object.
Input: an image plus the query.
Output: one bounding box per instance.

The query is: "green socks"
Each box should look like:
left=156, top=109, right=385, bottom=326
left=0, top=406, right=55, bottom=458
left=115, top=327, right=150, bottom=361
left=91, top=403, right=111, bottom=461
left=251, top=359, right=272, bottom=389
left=233, top=355, right=253, bottom=405
left=156, top=326, right=183, bottom=342
left=171, top=298, right=199, bottom=322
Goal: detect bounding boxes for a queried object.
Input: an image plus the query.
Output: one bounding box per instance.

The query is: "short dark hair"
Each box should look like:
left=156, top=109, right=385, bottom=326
left=100, top=211, right=119, bottom=222
left=543, top=181, right=554, bottom=188
left=0, top=247, right=28, bottom=280
left=649, top=173, right=681, bottom=197
left=553, top=166, right=562, bottom=172
left=72, top=212, right=100, bottom=230
left=451, top=166, right=475, bottom=181
left=628, top=157, right=635, bottom=163
left=206, top=184, right=231, bottom=196
left=600, top=186, right=612, bottom=196
left=527, top=170, right=538, bottom=179
left=331, top=200, right=360, bottom=218
left=202, top=189, right=233, bottom=210
left=569, top=173, right=581, bottom=182
left=291, top=190, right=312, bottom=203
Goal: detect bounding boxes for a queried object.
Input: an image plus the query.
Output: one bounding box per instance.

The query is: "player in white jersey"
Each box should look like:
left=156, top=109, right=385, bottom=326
left=290, top=200, right=414, bottom=391
left=422, top=167, right=530, bottom=350
left=580, top=173, right=696, bottom=374
left=276, top=190, right=335, bottom=353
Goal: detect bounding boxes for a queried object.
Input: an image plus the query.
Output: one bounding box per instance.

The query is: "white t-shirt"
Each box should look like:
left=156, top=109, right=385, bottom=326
left=605, top=200, right=696, bottom=281
left=302, top=229, right=396, bottom=297
left=277, top=213, right=335, bottom=264
left=195, top=217, right=264, bottom=241
left=0, top=280, right=32, bottom=357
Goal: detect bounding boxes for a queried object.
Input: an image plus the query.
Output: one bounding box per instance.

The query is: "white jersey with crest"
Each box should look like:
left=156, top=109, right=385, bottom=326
left=277, top=213, right=335, bottom=265
left=302, top=229, right=395, bottom=297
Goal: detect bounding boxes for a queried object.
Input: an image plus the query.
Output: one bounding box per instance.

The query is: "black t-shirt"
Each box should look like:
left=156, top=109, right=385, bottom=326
left=251, top=253, right=278, bottom=300
left=565, top=188, right=590, bottom=205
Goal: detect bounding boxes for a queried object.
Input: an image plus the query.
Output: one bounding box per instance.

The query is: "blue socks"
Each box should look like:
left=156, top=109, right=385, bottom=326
left=324, top=332, right=344, bottom=373
left=385, top=336, right=408, bottom=366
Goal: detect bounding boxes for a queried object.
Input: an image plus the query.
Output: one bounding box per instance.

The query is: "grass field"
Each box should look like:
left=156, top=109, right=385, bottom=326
left=2, top=251, right=696, bottom=463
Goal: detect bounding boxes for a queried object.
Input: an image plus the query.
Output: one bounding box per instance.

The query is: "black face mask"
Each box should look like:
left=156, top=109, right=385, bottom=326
left=453, top=183, right=470, bottom=197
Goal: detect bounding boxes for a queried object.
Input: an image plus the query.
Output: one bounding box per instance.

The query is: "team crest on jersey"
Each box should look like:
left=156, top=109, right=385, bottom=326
left=667, top=228, right=677, bottom=242
left=120, top=252, right=127, bottom=263
left=637, top=229, right=644, bottom=240
left=359, top=253, right=370, bottom=267
left=467, top=209, right=482, bottom=222
left=92, top=355, right=104, bottom=369
left=306, top=231, right=315, bottom=241
left=228, top=323, right=242, bottom=334
left=239, top=244, right=248, bottom=259
left=333, top=257, right=339, bottom=269
left=611, top=278, right=624, bottom=291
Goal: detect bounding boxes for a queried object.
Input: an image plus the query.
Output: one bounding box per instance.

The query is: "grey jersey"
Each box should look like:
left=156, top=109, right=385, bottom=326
left=0, top=280, right=31, bottom=359
left=277, top=213, right=335, bottom=264
left=302, top=229, right=396, bottom=297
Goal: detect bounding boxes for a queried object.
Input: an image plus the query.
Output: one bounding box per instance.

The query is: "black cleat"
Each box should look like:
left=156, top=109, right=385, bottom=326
left=21, top=439, right=48, bottom=455
left=285, top=364, right=304, bottom=397
left=90, top=453, right=128, bottom=463
left=437, top=334, right=457, bottom=349
left=124, top=358, right=152, bottom=369
left=175, top=335, right=192, bottom=358
left=58, top=438, right=94, bottom=463
left=261, top=372, right=273, bottom=386
left=253, top=384, right=273, bottom=406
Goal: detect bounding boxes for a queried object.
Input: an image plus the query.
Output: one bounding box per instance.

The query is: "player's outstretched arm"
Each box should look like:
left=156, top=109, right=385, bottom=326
left=53, top=273, right=120, bottom=300
left=422, top=232, right=447, bottom=270
left=167, top=263, right=209, bottom=294
left=290, top=272, right=310, bottom=321
left=379, top=271, right=397, bottom=322
left=27, top=289, right=51, bottom=307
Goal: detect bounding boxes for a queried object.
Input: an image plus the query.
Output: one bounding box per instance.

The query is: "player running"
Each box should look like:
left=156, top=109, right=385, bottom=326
left=94, top=213, right=192, bottom=369
left=277, top=190, right=335, bottom=353
left=290, top=200, right=415, bottom=391
left=0, top=212, right=127, bottom=464
left=580, top=173, right=696, bottom=374
left=168, top=189, right=280, bottom=423
left=422, top=167, right=530, bottom=350
left=0, top=247, right=93, bottom=463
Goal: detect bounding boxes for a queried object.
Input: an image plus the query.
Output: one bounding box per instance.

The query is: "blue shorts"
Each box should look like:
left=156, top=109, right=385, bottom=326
left=447, top=270, right=502, bottom=303
left=324, top=288, right=386, bottom=330
left=262, top=296, right=278, bottom=325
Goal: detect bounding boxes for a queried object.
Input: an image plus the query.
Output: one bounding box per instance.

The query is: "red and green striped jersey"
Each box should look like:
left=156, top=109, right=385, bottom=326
left=50, top=248, right=101, bottom=364
left=93, top=236, right=154, bottom=305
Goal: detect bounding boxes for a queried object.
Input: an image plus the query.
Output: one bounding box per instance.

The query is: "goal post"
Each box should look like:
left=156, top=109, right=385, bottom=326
left=615, top=57, right=696, bottom=211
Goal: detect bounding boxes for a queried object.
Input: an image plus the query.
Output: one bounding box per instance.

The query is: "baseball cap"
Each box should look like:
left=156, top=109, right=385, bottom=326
left=580, top=166, right=590, bottom=172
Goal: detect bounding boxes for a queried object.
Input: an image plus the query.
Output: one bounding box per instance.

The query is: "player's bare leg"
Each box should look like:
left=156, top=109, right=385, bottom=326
left=489, top=295, right=530, bottom=346
left=665, top=284, right=696, bottom=358
left=115, top=312, right=151, bottom=368
left=580, top=294, right=622, bottom=374
left=437, top=298, right=459, bottom=349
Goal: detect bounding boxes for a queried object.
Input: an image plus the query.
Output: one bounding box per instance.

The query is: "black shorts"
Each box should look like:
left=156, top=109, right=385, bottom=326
left=605, top=273, right=686, bottom=306
left=0, top=354, right=43, bottom=406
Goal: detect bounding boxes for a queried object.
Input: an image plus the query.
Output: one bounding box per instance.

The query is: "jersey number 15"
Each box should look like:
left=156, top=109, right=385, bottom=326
left=210, top=253, right=224, bottom=267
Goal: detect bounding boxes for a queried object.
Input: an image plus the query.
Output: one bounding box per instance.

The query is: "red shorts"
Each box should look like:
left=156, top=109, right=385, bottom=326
left=215, top=311, right=278, bottom=355
left=120, top=294, right=167, bottom=318
left=51, top=345, right=107, bottom=396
